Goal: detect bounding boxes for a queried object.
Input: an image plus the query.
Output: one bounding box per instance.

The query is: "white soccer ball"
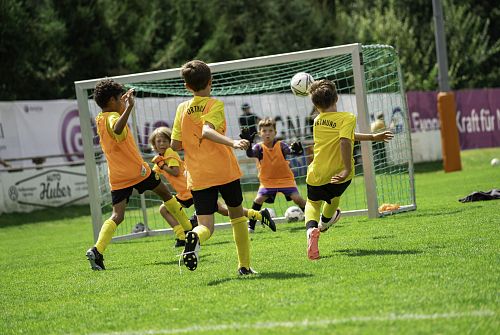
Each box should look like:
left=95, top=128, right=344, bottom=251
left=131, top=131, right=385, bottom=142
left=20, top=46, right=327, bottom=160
left=290, top=72, right=314, bottom=97
left=491, top=158, right=500, bottom=166
left=284, top=206, right=304, bottom=222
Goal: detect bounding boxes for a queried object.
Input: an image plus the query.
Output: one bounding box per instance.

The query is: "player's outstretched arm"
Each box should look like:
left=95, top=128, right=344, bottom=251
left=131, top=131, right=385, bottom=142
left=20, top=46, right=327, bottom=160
left=354, top=130, right=394, bottom=142
left=113, top=89, right=135, bottom=135
left=202, top=123, right=249, bottom=150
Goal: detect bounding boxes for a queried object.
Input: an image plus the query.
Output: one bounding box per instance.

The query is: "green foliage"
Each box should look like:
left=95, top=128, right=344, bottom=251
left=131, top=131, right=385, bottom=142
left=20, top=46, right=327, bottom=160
left=0, top=148, right=499, bottom=334
left=444, top=0, right=500, bottom=89
left=0, top=0, right=499, bottom=99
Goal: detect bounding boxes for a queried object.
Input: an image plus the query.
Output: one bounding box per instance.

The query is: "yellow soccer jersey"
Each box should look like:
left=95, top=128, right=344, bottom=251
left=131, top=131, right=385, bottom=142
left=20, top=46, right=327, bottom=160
left=163, top=147, right=181, bottom=168
left=171, top=96, right=225, bottom=142
left=102, top=112, right=128, bottom=142
left=306, top=111, right=356, bottom=186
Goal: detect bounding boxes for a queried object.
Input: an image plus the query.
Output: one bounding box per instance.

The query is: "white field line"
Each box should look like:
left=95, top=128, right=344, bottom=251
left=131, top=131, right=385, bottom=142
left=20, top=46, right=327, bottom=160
left=88, top=310, right=495, bottom=335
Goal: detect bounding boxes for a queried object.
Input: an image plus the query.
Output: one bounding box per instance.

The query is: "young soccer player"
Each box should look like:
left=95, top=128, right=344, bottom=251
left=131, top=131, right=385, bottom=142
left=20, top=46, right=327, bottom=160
left=149, top=126, right=274, bottom=247
left=170, top=60, right=275, bottom=275
left=86, top=79, right=192, bottom=270
left=243, top=117, right=307, bottom=233
left=305, top=79, right=393, bottom=260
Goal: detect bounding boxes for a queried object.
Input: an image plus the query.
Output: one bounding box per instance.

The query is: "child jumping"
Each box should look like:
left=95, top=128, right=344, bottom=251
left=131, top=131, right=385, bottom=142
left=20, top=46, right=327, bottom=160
left=86, top=79, right=192, bottom=270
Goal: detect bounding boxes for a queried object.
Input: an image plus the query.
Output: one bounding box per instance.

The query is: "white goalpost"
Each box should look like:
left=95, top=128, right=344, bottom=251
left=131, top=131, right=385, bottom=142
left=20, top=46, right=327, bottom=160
left=75, top=43, right=416, bottom=242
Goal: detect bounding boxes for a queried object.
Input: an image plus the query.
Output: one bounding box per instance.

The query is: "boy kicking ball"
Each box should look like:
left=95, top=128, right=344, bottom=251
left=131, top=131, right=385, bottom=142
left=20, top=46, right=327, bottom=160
left=305, top=79, right=393, bottom=260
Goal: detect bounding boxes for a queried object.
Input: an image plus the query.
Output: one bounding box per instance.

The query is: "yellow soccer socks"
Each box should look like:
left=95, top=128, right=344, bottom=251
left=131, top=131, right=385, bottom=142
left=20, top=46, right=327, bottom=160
left=172, top=224, right=186, bottom=241
left=95, top=219, right=117, bottom=254
left=192, top=224, right=211, bottom=244
left=231, top=216, right=251, bottom=269
left=322, top=197, right=340, bottom=219
left=305, top=199, right=322, bottom=225
left=164, top=197, right=192, bottom=231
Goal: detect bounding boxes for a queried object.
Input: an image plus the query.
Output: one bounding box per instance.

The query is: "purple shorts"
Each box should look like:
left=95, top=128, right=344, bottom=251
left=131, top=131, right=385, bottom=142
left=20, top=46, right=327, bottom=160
left=257, top=186, right=299, bottom=203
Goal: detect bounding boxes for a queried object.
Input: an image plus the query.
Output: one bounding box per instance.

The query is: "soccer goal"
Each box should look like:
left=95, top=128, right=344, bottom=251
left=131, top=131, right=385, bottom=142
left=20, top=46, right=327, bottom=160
left=75, top=43, right=416, bottom=242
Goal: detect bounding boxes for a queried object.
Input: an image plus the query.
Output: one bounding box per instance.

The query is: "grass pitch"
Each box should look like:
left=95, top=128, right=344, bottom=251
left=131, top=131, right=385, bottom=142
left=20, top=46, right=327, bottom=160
left=0, top=148, right=499, bottom=334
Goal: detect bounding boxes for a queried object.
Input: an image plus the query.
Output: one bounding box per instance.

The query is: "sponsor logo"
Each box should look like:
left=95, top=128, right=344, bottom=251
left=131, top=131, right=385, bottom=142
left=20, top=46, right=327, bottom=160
left=23, top=105, right=43, bottom=113
left=8, top=169, right=88, bottom=208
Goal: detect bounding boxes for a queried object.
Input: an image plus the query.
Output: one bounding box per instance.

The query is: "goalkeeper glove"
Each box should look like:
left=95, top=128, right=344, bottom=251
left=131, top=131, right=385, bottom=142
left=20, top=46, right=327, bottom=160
left=152, top=164, right=162, bottom=174
left=290, top=141, right=304, bottom=155
left=152, top=155, right=165, bottom=168
left=239, top=127, right=256, bottom=144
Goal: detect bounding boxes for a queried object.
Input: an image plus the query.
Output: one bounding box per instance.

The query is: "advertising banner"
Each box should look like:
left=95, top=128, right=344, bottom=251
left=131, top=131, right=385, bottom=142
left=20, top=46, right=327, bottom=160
left=0, top=165, right=88, bottom=215
left=407, top=89, right=500, bottom=150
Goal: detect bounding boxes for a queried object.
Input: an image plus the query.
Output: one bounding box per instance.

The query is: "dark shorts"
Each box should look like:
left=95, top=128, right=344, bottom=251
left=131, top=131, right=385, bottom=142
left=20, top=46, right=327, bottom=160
left=176, top=196, right=194, bottom=208
left=191, top=179, right=243, bottom=215
left=257, top=186, right=299, bottom=204
left=307, top=180, right=352, bottom=204
left=111, top=171, right=161, bottom=205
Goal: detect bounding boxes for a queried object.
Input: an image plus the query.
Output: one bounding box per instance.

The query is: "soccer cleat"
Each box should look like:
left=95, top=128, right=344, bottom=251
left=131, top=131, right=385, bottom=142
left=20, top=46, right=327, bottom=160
left=307, top=228, right=320, bottom=260
left=260, top=208, right=276, bottom=232
left=86, top=247, right=105, bottom=270
left=174, top=238, right=186, bottom=248
left=238, top=267, right=258, bottom=275
left=182, top=231, right=200, bottom=271
left=189, top=213, right=198, bottom=229
left=319, top=209, right=341, bottom=233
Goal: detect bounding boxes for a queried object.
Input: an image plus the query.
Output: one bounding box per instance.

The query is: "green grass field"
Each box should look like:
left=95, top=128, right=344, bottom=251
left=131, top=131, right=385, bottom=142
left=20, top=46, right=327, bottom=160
left=0, top=148, right=499, bottom=334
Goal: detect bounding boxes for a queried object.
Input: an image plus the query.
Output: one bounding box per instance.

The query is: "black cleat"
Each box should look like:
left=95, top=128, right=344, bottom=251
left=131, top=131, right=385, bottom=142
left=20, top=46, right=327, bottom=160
left=238, top=267, right=258, bottom=275
left=86, top=247, right=105, bottom=270
left=189, top=214, right=198, bottom=229
left=182, top=231, right=200, bottom=271
left=319, top=209, right=341, bottom=232
left=174, top=238, right=186, bottom=248
left=260, top=208, right=276, bottom=232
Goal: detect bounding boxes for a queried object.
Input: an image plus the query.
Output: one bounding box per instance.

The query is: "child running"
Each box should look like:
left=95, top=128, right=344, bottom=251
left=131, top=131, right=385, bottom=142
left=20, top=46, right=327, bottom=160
left=170, top=60, right=275, bottom=275
left=85, top=79, right=192, bottom=270
left=243, top=117, right=307, bottom=233
left=149, top=126, right=275, bottom=248
left=305, top=79, right=393, bottom=260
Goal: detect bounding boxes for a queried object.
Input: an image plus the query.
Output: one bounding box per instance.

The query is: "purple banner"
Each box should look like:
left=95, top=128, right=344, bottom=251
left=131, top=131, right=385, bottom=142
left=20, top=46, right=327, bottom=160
left=407, top=88, right=500, bottom=150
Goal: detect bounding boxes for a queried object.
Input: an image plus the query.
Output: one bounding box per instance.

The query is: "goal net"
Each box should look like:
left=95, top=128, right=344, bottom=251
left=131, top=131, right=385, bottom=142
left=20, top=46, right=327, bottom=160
left=75, top=43, right=416, bottom=242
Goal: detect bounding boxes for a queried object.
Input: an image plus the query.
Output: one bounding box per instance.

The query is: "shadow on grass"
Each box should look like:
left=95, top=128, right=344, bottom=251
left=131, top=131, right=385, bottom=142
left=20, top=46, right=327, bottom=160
left=147, top=253, right=214, bottom=267
left=207, top=271, right=313, bottom=286
left=204, top=240, right=231, bottom=247
left=410, top=208, right=470, bottom=218
left=0, top=205, right=90, bottom=228
left=335, top=249, right=422, bottom=257
left=287, top=225, right=343, bottom=233
left=372, top=235, right=395, bottom=240
left=118, top=238, right=164, bottom=244
left=413, top=160, right=443, bottom=173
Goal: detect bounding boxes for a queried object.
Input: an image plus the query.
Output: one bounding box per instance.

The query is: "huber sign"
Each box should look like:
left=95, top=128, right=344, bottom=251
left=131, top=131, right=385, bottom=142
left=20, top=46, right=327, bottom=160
left=1, top=167, right=88, bottom=213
